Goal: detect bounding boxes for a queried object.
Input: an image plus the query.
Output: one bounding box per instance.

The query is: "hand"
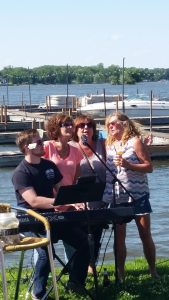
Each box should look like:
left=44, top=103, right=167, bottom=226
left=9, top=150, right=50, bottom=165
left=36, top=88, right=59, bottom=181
left=54, top=204, right=77, bottom=212
left=113, top=154, right=122, bottom=166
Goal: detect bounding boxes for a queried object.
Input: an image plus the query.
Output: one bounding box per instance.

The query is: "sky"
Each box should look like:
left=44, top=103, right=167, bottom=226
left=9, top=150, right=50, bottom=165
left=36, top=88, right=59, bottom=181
left=1, top=0, right=169, bottom=70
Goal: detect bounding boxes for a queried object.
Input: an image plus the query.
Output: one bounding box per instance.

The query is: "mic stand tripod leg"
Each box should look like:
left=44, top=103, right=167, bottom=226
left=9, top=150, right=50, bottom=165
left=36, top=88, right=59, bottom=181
left=113, top=223, right=119, bottom=284
left=88, top=232, right=99, bottom=300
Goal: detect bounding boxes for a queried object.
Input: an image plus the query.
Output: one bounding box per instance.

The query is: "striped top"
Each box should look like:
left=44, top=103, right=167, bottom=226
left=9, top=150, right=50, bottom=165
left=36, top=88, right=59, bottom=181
left=103, top=137, right=149, bottom=204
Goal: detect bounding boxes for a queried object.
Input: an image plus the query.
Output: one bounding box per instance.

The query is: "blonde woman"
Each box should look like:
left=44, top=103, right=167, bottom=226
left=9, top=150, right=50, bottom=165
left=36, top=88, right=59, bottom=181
left=103, top=112, right=158, bottom=281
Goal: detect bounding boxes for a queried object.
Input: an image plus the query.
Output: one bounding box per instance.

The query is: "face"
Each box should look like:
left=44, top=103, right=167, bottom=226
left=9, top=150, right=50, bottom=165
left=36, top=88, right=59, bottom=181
left=76, top=120, right=94, bottom=142
left=107, top=117, right=124, bottom=139
left=27, top=135, right=45, bottom=157
left=59, top=120, right=74, bottom=139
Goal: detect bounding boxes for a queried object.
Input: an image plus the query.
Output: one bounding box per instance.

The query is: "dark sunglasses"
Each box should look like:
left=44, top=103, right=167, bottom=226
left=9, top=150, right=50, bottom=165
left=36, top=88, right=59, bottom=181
left=77, top=122, right=93, bottom=129
left=27, top=139, right=43, bottom=150
left=60, top=122, right=74, bottom=128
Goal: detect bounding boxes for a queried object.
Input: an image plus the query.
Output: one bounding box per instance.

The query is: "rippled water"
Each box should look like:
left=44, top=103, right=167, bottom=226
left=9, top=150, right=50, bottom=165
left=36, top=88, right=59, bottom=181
left=1, top=81, right=169, bottom=265
left=1, top=81, right=169, bottom=106
left=1, top=159, right=169, bottom=266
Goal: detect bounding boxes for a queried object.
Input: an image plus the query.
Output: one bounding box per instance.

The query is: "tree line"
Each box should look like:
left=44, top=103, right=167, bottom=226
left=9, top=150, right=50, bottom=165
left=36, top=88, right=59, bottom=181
left=0, top=64, right=169, bottom=85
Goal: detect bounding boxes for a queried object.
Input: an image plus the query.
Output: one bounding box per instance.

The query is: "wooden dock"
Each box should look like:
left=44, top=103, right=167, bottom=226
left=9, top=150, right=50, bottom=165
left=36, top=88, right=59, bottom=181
left=0, top=151, right=23, bottom=168
left=0, top=109, right=169, bottom=166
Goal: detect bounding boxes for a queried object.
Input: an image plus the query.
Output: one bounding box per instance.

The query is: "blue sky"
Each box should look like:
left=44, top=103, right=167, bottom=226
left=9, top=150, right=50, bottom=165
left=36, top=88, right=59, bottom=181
left=1, top=0, right=169, bottom=69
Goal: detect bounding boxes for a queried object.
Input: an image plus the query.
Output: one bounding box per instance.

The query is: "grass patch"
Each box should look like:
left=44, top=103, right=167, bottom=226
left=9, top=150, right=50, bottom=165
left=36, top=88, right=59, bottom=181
left=1, top=258, right=169, bottom=299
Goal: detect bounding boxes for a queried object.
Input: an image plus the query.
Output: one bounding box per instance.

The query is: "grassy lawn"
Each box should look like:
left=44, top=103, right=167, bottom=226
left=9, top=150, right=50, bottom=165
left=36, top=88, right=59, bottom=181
left=1, top=258, right=169, bottom=299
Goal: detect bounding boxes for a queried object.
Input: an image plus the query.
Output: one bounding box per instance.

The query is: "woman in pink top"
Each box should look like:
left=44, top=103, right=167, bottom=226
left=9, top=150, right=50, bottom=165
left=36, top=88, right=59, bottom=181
left=44, top=113, right=83, bottom=188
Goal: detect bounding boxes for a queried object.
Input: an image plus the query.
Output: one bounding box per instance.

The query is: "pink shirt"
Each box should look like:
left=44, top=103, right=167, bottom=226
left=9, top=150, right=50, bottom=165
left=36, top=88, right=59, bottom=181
left=43, top=140, right=83, bottom=186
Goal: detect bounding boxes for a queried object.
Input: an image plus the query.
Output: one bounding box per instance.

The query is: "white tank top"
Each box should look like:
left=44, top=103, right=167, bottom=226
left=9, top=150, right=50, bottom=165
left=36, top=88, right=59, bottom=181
left=103, top=137, right=149, bottom=204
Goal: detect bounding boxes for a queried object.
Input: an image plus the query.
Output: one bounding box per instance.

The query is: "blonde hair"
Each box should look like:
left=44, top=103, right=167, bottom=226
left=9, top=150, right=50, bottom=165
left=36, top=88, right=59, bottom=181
left=105, top=112, right=141, bottom=146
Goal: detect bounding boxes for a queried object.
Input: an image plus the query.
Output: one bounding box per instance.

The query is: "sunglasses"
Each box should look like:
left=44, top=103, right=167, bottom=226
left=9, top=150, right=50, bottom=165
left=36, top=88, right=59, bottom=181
left=77, top=122, right=93, bottom=129
left=60, top=122, right=74, bottom=128
left=108, top=121, right=121, bottom=127
left=27, top=139, right=44, bottom=150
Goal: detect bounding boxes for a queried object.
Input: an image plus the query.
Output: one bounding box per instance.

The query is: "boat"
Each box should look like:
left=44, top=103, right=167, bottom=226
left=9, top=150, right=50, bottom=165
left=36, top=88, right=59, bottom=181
left=0, top=151, right=23, bottom=167
left=79, top=94, right=128, bottom=107
left=77, top=93, right=169, bottom=118
left=38, top=95, right=77, bottom=110
left=144, top=132, right=169, bottom=158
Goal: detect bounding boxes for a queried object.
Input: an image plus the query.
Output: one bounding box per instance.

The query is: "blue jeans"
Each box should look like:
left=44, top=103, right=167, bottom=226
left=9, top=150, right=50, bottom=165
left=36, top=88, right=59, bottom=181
left=31, top=223, right=90, bottom=298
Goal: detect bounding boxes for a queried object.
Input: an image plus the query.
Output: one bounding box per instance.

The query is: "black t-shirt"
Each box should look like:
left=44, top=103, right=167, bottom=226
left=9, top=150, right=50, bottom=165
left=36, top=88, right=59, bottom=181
left=12, top=158, right=63, bottom=208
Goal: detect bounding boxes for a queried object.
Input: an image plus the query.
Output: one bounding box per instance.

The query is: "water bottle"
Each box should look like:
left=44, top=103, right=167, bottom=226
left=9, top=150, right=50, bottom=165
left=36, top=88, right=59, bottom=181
left=103, top=268, right=110, bottom=287
left=0, top=212, right=20, bottom=245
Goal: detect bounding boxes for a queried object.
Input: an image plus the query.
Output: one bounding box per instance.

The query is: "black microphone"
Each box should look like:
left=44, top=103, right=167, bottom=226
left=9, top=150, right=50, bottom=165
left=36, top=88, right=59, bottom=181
left=80, top=136, right=135, bottom=204
left=81, top=135, right=88, bottom=145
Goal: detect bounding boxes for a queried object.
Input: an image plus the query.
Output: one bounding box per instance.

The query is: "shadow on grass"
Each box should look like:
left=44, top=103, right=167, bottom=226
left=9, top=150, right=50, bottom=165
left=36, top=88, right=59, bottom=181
left=1, top=259, right=169, bottom=299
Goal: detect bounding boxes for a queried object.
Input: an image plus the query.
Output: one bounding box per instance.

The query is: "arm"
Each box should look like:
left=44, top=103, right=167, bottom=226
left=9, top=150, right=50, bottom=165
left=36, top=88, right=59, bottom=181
left=19, top=187, right=55, bottom=209
left=73, top=163, right=81, bottom=184
left=121, top=137, right=153, bottom=173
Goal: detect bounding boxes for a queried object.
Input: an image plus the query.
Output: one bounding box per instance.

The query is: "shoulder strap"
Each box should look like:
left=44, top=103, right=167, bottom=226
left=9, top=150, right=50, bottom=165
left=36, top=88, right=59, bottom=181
left=79, top=144, right=103, bottom=183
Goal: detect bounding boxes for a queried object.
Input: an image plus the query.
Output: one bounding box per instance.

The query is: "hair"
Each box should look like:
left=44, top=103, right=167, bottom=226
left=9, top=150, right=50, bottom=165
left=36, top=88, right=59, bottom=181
left=73, top=114, right=97, bottom=142
left=105, top=111, right=141, bottom=146
left=45, top=113, right=74, bottom=140
left=16, top=129, right=39, bottom=154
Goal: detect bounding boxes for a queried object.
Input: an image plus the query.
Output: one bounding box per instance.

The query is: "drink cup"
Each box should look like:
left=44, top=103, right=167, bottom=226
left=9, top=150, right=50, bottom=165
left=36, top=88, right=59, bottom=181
left=114, top=151, right=124, bottom=173
left=113, top=152, right=123, bottom=166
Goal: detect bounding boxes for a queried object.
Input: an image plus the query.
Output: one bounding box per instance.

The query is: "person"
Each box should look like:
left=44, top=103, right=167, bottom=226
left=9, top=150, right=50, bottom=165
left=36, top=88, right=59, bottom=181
left=103, top=111, right=158, bottom=281
left=43, top=113, right=87, bottom=265
left=73, top=114, right=107, bottom=272
left=43, top=113, right=83, bottom=191
left=12, top=129, right=90, bottom=300
left=73, top=115, right=106, bottom=197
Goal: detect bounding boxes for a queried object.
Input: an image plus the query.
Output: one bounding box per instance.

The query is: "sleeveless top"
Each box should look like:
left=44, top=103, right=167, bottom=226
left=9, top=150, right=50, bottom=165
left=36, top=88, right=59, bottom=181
left=103, top=137, right=149, bottom=204
left=43, top=140, right=83, bottom=186
left=80, top=139, right=106, bottom=183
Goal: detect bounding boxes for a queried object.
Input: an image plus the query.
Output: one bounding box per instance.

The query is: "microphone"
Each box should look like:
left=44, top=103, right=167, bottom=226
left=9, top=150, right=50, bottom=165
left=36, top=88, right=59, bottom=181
left=80, top=137, right=135, bottom=204
left=81, top=135, right=88, bottom=145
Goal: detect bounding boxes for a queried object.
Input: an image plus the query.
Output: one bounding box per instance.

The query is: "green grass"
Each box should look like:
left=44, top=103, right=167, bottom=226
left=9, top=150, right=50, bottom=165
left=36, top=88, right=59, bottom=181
left=1, top=258, right=169, bottom=299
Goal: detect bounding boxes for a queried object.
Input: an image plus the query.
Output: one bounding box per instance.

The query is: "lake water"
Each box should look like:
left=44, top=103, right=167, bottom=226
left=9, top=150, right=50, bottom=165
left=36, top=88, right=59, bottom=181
left=1, top=81, right=169, bottom=107
left=1, top=81, right=169, bottom=266
left=1, top=158, right=169, bottom=266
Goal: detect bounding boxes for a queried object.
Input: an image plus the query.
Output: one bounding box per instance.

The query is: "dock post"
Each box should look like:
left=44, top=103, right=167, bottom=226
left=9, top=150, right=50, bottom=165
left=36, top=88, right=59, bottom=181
left=4, top=106, right=7, bottom=124
left=150, top=91, right=153, bottom=134
left=0, top=106, right=3, bottom=123
left=32, top=118, right=36, bottom=129
left=103, top=88, right=107, bottom=117
left=116, top=95, right=120, bottom=112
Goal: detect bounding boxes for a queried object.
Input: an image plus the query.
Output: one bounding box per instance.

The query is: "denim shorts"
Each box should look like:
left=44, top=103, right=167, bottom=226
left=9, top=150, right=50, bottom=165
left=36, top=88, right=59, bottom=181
left=133, top=193, right=152, bottom=215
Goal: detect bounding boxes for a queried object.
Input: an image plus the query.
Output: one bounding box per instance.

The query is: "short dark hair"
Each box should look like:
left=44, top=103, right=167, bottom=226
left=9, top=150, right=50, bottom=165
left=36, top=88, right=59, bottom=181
left=16, top=129, right=39, bottom=154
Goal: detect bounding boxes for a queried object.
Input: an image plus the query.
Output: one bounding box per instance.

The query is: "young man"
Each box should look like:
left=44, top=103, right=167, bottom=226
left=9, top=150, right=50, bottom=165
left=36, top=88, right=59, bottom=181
left=12, top=129, right=90, bottom=300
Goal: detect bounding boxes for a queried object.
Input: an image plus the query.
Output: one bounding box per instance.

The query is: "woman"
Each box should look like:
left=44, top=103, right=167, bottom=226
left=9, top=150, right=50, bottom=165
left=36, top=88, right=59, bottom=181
left=103, top=111, right=158, bottom=281
left=73, top=114, right=106, bottom=205
left=44, top=113, right=83, bottom=189
left=72, top=114, right=107, bottom=271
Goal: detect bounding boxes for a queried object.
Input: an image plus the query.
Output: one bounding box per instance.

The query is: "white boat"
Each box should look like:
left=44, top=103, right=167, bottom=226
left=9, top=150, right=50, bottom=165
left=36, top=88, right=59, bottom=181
left=79, top=94, right=128, bottom=107
left=77, top=93, right=169, bottom=118
left=38, top=95, right=77, bottom=109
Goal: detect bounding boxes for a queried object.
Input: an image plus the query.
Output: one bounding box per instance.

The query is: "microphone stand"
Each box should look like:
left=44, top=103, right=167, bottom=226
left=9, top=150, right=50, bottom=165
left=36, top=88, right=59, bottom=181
left=81, top=136, right=135, bottom=284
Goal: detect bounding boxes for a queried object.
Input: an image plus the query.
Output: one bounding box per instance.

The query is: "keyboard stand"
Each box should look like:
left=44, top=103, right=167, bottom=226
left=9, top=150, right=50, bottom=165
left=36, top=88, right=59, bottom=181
left=44, top=179, right=105, bottom=300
